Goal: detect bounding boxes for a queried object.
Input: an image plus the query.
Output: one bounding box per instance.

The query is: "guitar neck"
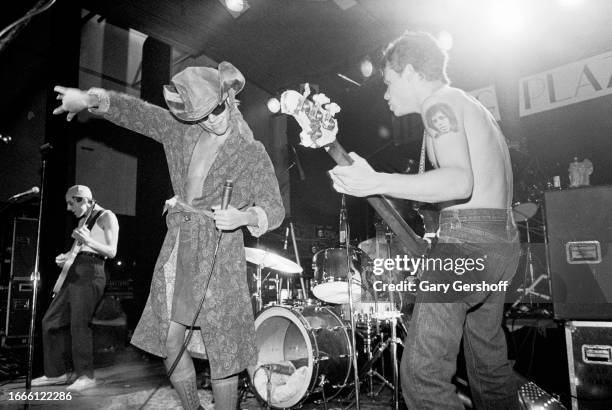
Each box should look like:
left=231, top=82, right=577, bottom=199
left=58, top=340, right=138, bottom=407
left=325, top=140, right=427, bottom=255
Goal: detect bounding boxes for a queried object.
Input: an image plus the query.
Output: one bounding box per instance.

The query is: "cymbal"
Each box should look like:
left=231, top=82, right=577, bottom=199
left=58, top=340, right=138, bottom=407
left=244, top=247, right=303, bottom=274
left=512, top=201, right=538, bottom=223
left=358, top=237, right=407, bottom=261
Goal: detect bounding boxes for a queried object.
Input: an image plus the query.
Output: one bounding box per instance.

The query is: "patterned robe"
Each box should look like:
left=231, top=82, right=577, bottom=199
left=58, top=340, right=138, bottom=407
left=91, top=90, right=285, bottom=378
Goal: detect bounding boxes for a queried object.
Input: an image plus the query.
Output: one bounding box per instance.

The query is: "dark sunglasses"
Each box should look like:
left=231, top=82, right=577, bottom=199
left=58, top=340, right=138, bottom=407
left=203, top=101, right=227, bottom=121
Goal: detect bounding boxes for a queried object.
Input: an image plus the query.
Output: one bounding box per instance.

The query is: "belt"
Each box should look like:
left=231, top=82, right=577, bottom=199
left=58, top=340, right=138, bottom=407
left=78, top=251, right=107, bottom=261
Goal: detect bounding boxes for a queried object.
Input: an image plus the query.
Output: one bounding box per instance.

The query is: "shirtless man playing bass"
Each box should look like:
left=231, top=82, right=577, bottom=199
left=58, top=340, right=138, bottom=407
left=330, top=31, right=520, bottom=409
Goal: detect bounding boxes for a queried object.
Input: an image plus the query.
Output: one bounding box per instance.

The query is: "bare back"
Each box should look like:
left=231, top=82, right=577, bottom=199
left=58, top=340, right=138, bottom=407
left=424, top=87, right=512, bottom=211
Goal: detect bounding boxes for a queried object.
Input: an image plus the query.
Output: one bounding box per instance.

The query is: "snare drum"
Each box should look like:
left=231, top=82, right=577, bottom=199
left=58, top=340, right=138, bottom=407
left=311, top=247, right=363, bottom=304
left=248, top=305, right=352, bottom=408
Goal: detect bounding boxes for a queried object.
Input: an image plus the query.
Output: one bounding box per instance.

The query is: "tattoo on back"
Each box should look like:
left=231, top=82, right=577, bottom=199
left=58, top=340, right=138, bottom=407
left=424, top=103, right=458, bottom=137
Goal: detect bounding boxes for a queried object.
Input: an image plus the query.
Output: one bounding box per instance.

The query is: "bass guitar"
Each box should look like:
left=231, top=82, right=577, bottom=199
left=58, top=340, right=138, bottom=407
left=280, top=85, right=428, bottom=255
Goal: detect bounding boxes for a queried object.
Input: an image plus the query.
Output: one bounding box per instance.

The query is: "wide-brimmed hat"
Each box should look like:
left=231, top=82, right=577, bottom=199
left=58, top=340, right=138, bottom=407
left=163, top=61, right=245, bottom=122
left=66, top=185, right=93, bottom=200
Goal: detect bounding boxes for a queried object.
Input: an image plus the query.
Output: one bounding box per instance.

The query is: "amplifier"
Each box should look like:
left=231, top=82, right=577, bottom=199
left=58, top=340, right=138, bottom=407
left=544, top=186, right=612, bottom=320
left=10, top=218, right=38, bottom=281
left=565, top=321, right=612, bottom=409
left=4, top=279, right=33, bottom=339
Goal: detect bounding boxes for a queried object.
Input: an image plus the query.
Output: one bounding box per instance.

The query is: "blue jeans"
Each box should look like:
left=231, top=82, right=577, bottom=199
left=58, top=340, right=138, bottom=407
left=400, top=209, right=521, bottom=409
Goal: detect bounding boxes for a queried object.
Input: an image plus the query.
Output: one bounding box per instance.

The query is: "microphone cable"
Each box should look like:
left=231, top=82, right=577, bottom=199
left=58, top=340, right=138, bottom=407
left=167, top=180, right=233, bottom=378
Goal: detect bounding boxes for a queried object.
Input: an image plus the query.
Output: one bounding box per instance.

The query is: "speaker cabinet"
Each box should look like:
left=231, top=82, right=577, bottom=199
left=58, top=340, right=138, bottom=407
left=10, top=217, right=38, bottom=280
left=544, top=186, right=612, bottom=320
left=2, top=218, right=37, bottom=344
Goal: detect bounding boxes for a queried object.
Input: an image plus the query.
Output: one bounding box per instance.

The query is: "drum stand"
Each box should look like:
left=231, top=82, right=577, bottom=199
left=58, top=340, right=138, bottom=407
left=356, top=313, right=403, bottom=410
left=357, top=229, right=402, bottom=409
left=253, top=264, right=264, bottom=312
left=512, top=217, right=551, bottom=308
left=344, top=244, right=361, bottom=410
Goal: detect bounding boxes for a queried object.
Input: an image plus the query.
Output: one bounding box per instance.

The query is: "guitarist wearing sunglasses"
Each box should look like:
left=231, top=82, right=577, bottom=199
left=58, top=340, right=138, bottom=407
left=330, top=32, right=520, bottom=410
left=32, top=185, right=119, bottom=392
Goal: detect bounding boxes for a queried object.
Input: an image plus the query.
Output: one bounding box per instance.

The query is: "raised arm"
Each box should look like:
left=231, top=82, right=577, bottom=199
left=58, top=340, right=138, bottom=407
left=53, top=86, right=190, bottom=144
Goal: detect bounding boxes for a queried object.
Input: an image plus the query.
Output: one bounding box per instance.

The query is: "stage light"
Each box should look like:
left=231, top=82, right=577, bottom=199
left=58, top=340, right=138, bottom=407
left=267, top=97, right=281, bottom=114
left=437, top=31, right=453, bottom=51
left=489, top=1, right=525, bottom=36
left=360, top=58, right=374, bottom=78
left=378, top=125, right=391, bottom=139
left=225, top=0, right=246, bottom=12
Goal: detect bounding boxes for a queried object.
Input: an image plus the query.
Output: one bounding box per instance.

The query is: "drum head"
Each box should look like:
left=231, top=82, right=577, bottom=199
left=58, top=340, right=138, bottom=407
left=312, top=247, right=363, bottom=304
left=312, top=281, right=361, bottom=304
left=248, top=305, right=351, bottom=408
left=249, top=307, right=312, bottom=408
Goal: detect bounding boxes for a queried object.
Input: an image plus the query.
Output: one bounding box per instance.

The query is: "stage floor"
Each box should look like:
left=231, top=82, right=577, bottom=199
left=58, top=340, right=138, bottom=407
left=0, top=346, right=399, bottom=409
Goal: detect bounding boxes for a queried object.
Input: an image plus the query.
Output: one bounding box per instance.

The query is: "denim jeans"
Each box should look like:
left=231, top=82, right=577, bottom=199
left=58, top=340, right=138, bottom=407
left=400, top=209, right=521, bottom=409
left=42, top=253, right=106, bottom=378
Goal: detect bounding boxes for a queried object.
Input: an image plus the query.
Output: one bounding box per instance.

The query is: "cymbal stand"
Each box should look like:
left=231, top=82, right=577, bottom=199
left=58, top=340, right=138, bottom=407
left=253, top=265, right=264, bottom=312
left=275, top=273, right=281, bottom=304
left=343, top=216, right=360, bottom=409
left=512, top=217, right=551, bottom=308
left=357, top=313, right=403, bottom=409
left=289, top=221, right=308, bottom=299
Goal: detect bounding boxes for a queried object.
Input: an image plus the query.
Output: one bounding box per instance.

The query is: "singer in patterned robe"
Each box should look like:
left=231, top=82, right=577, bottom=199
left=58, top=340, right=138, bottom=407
left=53, top=62, right=284, bottom=409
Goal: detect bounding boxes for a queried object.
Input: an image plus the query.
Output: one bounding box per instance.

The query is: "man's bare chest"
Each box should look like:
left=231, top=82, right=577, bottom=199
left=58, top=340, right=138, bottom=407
left=187, top=137, right=224, bottom=181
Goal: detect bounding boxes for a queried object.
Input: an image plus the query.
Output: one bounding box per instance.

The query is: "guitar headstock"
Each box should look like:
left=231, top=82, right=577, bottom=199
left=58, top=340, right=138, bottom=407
left=280, top=84, right=341, bottom=149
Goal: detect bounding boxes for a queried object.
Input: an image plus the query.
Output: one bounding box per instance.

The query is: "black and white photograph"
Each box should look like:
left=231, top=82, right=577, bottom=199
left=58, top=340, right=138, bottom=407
left=1, top=1, right=611, bottom=409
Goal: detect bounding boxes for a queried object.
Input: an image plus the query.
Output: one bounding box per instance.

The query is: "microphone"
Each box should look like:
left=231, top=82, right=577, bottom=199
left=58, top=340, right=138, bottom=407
left=221, top=180, right=233, bottom=210
left=9, top=186, right=40, bottom=201
left=283, top=226, right=289, bottom=250
left=260, top=363, right=295, bottom=376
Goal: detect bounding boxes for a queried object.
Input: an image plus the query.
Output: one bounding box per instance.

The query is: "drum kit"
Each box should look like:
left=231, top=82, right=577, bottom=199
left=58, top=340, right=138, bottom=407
left=244, top=228, right=407, bottom=409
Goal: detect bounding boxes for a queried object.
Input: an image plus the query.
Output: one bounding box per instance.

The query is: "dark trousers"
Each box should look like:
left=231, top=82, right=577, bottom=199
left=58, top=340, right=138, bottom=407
left=400, top=209, right=521, bottom=410
left=42, top=254, right=106, bottom=378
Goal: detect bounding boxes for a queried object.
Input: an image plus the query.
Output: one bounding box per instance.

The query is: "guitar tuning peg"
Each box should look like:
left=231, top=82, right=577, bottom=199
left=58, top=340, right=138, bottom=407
left=326, top=103, right=341, bottom=116
left=312, top=93, right=330, bottom=105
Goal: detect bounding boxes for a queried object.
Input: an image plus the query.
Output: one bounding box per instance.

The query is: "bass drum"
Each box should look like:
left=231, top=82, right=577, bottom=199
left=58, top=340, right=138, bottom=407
left=248, top=305, right=352, bottom=408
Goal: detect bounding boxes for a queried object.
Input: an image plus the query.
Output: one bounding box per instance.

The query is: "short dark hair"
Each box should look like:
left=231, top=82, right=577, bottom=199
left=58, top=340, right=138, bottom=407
left=383, top=31, right=450, bottom=84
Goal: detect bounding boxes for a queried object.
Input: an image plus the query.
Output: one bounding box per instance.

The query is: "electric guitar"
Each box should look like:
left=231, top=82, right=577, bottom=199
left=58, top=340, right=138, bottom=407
left=52, top=201, right=97, bottom=296
left=280, top=85, right=428, bottom=255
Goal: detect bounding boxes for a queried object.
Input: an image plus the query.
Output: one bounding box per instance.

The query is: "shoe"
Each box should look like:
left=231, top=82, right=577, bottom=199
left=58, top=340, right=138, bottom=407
left=31, top=374, right=69, bottom=387
left=66, top=376, right=96, bottom=392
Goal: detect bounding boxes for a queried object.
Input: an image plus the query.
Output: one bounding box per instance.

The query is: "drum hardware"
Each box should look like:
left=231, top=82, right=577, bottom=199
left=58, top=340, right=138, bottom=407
left=288, top=221, right=310, bottom=300
left=353, top=312, right=403, bottom=410
left=511, top=203, right=552, bottom=309
left=353, top=225, right=405, bottom=410
left=339, top=205, right=362, bottom=410
left=245, top=247, right=303, bottom=311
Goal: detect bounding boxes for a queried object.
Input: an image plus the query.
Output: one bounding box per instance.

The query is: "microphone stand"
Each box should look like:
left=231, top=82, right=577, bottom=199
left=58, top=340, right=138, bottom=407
left=342, top=211, right=360, bottom=410
left=25, top=143, right=51, bottom=396
left=288, top=221, right=308, bottom=299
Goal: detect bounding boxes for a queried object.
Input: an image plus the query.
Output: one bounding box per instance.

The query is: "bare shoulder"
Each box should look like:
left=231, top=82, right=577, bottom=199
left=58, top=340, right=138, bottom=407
left=97, top=209, right=119, bottom=229
left=422, top=88, right=469, bottom=138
